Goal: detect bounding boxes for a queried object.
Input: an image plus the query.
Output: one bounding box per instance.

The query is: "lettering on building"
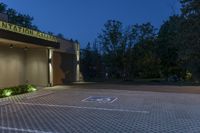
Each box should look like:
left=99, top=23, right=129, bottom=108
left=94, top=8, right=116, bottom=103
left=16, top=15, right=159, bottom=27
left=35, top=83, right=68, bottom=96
left=0, top=21, right=58, bottom=43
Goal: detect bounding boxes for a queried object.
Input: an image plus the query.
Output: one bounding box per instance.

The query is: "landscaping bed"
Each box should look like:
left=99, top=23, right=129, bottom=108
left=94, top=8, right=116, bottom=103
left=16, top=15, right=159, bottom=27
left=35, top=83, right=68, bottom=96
left=0, top=84, right=37, bottom=98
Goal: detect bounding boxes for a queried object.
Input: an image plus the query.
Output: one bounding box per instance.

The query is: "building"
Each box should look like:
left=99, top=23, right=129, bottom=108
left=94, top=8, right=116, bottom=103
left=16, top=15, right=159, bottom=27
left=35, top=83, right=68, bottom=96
left=0, top=16, right=80, bottom=89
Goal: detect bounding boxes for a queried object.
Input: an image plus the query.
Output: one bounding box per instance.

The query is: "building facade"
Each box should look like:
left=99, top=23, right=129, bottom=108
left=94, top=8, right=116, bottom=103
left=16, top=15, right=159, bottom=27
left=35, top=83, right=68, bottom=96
left=0, top=19, right=80, bottom=88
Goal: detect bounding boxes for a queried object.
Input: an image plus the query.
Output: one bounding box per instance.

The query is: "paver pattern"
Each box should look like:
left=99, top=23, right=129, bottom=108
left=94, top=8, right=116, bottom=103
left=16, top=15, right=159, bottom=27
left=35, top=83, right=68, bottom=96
left=0, top=85, right=200, bottom=133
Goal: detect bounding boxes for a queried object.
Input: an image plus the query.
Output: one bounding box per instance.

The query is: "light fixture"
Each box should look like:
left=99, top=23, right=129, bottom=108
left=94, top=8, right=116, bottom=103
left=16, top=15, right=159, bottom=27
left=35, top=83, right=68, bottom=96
left=48, top=58, right=52, bottom=64
left=3, top=90, right=12, bottom=97
left=24, top=47, right=28, bottom=51
left=9, top=44, right=13, bottom=48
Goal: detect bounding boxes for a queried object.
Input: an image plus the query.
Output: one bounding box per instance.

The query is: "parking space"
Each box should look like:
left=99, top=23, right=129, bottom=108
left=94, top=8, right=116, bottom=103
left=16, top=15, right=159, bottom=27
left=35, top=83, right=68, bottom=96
left=1, top=85, right=200, bottom=133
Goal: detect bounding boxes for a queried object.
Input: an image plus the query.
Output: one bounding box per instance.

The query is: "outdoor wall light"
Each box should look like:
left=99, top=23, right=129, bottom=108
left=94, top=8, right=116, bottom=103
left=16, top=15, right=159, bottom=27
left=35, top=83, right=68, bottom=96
left=9, top=44, right=13, bottom=48
left=48, top=58, right=52, bottom=64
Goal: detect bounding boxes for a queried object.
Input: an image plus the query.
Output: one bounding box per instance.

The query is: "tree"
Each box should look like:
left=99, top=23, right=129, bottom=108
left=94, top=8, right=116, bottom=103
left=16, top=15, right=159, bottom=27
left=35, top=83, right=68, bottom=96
left=98, top=20, right=125, bottom=79
left=7, top=8, right=38, bottom=30
left=0, top=3, right=7, bottom=13
left=80, top=0, right=200, bottom=82
left=180, top=0, right=200, bottom=17
left=0, top=2, right=38, bottom=30
left=131, top=23, right=160, bottom=78
left=179, top=0, right=200, bottom=80
left=157, top=15, right=184, bottom=78
left=80, top=43, right=103, bottom=80
left=156, top=0, right=200, bottom=81
left=96, top=20, right=159, bottom=80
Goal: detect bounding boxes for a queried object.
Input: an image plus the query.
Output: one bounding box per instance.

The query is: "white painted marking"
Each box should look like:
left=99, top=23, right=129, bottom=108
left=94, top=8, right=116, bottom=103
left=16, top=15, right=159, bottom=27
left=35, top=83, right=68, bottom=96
left=110, top=97, right=118, bottom=103
left=81, top=96, right=118, bottom=103
left=81, top=96, right=92, bottom=102
left=15, top=102, right=149, bottom=114
left=0, top=126, right=54, bottom=133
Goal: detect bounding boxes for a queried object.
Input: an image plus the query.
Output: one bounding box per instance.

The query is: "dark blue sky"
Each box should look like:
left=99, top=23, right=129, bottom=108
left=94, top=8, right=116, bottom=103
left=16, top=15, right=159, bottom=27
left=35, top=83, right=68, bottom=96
left=1, top=0, right=180, bottom=47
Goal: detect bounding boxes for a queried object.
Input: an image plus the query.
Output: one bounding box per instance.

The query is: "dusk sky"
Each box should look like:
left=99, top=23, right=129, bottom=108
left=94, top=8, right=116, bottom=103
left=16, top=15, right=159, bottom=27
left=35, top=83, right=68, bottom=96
left=1, top=0, right=180, bottom=47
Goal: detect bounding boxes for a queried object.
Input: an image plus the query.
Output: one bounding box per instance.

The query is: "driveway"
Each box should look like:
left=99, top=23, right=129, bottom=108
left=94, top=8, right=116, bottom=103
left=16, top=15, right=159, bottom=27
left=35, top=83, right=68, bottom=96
left=0, top=85, right=200, bottom=133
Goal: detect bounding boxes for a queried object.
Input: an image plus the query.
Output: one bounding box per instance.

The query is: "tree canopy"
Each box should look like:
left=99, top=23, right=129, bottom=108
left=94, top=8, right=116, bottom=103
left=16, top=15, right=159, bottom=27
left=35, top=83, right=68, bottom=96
left=81, top=0, right=200, bottom=82
left=0, top=2, right=38, bottom=30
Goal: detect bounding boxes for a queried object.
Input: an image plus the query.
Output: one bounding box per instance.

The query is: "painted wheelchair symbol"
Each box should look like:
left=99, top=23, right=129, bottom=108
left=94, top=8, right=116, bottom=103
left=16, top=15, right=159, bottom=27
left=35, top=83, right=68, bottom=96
left=82, top=96, right=117, bottom=103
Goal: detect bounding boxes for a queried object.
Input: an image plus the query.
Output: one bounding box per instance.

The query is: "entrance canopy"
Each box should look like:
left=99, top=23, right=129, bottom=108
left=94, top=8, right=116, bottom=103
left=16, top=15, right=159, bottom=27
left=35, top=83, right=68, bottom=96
left=0, top=21, right=60, bottom=48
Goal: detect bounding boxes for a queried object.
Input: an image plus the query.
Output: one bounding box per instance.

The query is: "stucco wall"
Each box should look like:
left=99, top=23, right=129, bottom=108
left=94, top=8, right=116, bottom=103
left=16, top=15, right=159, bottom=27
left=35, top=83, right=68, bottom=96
left=0, top=46, right=48, bottom=88
left=53, top=51, right=76, bottom=85
left=57, top=38, right=76, bottom=54
left=0, top=47, right=26, bottom=88
left=25, top=49, right=48, bottom=87
left=56, top=38, right=80, bottom=82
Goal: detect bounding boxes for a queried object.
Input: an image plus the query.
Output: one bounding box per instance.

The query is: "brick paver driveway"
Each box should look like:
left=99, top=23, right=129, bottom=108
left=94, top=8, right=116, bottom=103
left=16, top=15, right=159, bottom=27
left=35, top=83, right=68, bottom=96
left=1, top=85, right=200, bottom=133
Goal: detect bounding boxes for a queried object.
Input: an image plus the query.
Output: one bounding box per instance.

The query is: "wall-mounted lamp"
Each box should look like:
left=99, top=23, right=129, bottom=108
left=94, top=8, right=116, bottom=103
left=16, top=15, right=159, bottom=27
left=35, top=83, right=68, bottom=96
left=48, top=58, right=52, bottom=64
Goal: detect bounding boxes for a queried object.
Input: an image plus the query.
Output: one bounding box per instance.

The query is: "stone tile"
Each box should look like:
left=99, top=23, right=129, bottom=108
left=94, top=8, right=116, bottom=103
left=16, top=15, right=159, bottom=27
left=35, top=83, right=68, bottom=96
left=1, top=86, right=200, bottom=133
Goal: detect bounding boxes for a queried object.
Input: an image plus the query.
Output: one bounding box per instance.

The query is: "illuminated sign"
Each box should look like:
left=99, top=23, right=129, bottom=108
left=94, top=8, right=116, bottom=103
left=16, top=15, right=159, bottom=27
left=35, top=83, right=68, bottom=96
left=0, top=21, right=58, bottom=42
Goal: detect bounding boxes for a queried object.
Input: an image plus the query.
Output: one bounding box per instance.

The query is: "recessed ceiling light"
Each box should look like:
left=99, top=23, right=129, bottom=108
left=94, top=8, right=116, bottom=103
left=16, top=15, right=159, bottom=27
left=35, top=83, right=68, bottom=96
left=9, top=44, right=13, bottom=48
left=24, top=47, right=28, bottom=51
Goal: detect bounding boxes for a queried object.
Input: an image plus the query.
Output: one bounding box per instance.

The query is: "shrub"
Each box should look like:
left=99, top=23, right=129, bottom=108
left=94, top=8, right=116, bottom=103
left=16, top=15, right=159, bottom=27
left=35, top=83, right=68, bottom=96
left=27, top=84, right=37, bottom=92
left=185, top=71, right=192, bottom=81
left=0, top=84, right=37, bottom=98
left=2, top=89, right=12, bottom=97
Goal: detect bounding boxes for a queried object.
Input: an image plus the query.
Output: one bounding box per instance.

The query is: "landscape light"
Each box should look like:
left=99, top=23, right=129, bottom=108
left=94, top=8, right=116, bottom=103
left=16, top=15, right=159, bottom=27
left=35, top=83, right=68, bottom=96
left=27, top=85, right=37, bottom=92
left=3, top=90, right=12, bottom=97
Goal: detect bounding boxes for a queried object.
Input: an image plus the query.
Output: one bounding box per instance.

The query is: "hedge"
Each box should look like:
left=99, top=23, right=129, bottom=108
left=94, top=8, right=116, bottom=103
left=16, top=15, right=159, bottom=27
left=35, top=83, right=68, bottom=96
left=0, top=84, right=37, bottom=98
